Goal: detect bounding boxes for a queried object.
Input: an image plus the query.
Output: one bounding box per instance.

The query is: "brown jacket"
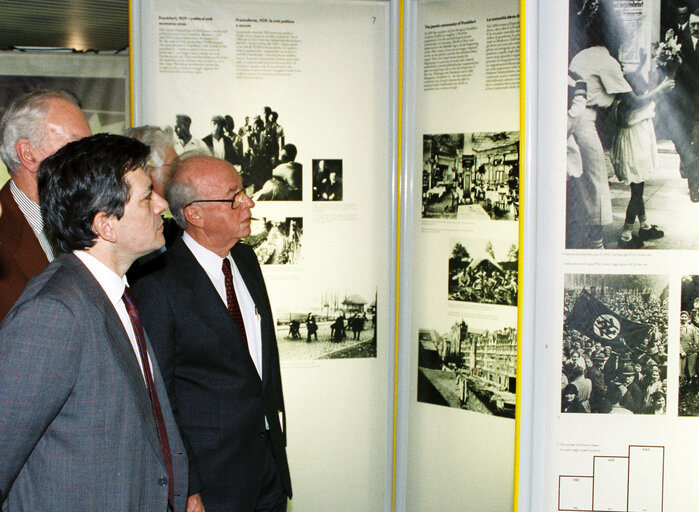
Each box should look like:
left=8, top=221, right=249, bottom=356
left=0, top=181, right=49, bottom=323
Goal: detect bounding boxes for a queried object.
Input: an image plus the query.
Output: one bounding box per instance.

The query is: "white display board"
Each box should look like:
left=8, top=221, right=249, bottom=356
left=131, top=1, right=394, bottom=510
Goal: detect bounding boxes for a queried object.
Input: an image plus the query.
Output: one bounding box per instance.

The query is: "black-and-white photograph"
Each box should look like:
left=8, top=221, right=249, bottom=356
left=422, top=132, right=519, bottom=221
left=168, top=106, right=301, bottom=200
left=274, top=290, right=377, bottom=360
left=678, top=275, right=699, bottom=415
left=562, top=274, right=668, bottom=415
left=417, top=318, right=517, bottom=418
left=448, top=237, right=518, bottom=306
left=312, top=159, right=343, bottom=201
left=244, top=217, right=302, bottom=265
left=567, top=0, right=699, bottom=249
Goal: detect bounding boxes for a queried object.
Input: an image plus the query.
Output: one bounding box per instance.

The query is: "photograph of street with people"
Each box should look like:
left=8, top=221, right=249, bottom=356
left=274, top=290, right=377, bottom=361
left=422, top=132, right=519, bottom=221
left=562, top=273, right=668, bottom=414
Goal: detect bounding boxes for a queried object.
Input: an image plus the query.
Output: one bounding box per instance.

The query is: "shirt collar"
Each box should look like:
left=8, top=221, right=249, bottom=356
left=10, top=180, right=43, bottom=231
left=74, top=250, right=127, bottom=307
left=182, top=231, right=228, bottom=280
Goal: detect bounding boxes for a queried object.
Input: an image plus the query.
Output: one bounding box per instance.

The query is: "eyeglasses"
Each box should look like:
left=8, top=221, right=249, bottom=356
left=185, top=189, right=248, bottom=210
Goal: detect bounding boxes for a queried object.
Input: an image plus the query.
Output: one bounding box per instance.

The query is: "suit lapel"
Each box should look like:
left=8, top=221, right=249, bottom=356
left=231, top=244, right=270, bottom=384
left=172, top=240, right=262, bottom=380
left=62, top=254, right=164, bottom=464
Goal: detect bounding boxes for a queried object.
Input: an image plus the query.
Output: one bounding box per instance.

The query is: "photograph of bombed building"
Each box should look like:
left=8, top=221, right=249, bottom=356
left=417, top=319, right=517, bottom=418
left=448, top=238, right=518, bottom=306
left=562, top=274, right=668, bottom=415
left=244, top=217, right=302, bottom=265
left=422, top=132, right=519, bottom=221
left=274, top=290, right=377, bottom=361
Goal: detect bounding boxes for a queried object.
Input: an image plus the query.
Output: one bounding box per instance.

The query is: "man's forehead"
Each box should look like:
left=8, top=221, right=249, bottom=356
left=690, top=13, right=699, bottom=22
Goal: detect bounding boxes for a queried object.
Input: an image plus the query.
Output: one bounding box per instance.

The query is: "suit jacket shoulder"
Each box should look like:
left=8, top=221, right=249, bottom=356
left=0, top=182, right=49, bottom=322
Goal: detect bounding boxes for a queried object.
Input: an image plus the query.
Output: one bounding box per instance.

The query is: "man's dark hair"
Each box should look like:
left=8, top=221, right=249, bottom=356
left=281, top=143, right=297, bottom=162
left=39, top=133, right=150, bottom=253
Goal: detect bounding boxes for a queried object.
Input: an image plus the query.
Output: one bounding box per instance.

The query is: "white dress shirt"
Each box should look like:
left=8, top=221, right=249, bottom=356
left=182, top=232, right=263, bottom=378
left=74, top=250, right=150, bottom=381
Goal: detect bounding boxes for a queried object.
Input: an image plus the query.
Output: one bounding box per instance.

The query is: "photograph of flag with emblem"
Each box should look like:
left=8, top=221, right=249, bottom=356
left=562, top=274, right=668, bottom=415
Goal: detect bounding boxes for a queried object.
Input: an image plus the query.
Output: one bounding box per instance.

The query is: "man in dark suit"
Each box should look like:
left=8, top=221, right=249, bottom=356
left=202, top=116, right=241, bottom=165
left=0, top=89, right=92, bottom=321
left=132, top=155, right=291, bottom=512
left=0, top=134, right=188, bottom=510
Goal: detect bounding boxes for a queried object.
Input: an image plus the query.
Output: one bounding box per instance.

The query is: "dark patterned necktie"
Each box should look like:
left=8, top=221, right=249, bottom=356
left=222, top=258, right=248, bottom=343
left=122, top=287, right=174, bottom=506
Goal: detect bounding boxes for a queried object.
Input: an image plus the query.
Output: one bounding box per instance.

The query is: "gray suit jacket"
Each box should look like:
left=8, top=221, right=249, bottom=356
left=0, top=253, right=188, bottom=511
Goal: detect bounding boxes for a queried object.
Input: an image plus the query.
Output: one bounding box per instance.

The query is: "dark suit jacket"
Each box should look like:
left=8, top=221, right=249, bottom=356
left=131, top=239, right=291, bottom=512
left=0, top=253, right=188, bottom=511
left=0, top=181, right=49, bottom=323
left=202, top=134, right=241, bottom=165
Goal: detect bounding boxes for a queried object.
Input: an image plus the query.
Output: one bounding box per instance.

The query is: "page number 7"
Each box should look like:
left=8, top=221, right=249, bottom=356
left=372, top=16, right=376, bottom=24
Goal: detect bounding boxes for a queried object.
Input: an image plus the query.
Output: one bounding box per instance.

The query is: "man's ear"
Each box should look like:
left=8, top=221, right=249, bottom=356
left=184, top=205, right=203, bottom=228
left=93, top=211, right=117, bottom=243
left=15, top=139, right=42, bottom=173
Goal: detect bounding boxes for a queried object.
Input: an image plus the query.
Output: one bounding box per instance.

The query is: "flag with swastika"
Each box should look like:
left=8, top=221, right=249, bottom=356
left=565, top=289, right=652, bottom=351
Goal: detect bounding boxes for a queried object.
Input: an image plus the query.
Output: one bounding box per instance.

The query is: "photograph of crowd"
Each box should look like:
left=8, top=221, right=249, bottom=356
left=566, top=0, right=699, bottom=249
left=274, top=290, right=377, bottom=360
left=562, top=274, right=668, bottom=415
left=422, top=132, right=519, bottom=221
left=169, top=106, right=302, bottom=201
left=448, top=238, right=518, bottom=306
left=678, top=274, right=699, bottom=415
left=243, top=216, right=302, bottom=266
left=312, top=159, right=343, bottom=201
left=417, top=318, right=517, bottom=418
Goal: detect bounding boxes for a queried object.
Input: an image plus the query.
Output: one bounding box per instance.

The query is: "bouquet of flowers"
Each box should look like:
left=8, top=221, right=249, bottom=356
left=652, top=32, right=683, bottom=78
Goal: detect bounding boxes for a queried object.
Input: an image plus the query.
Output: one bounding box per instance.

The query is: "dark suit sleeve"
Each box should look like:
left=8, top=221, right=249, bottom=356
left=131, top=276, right=204, bottom=496
left=0, top=297, right=81, bottom=499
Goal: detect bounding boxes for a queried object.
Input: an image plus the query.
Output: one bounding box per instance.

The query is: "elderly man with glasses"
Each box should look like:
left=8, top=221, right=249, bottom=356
left=131, top=154, right=291, bottom=512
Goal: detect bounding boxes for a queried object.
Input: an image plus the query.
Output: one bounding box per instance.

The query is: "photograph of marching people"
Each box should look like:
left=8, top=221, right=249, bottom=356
left=244, top=216, right=302, bottom=265
left=417, top=314, right=517, bottom=419
left=311, top=159, right=343, bottom=201
left=422, top=132, right=519, bottom=221
left=567, top=0, right=699, bottom=249
left=170, top=105, right=301, bottom=200
left=448, top=236, right=518, bottom=307
left=274, top=289, right=377, bottom=361
left=678, top=275, right=699, bottom=415
left=562, top=273, right=668, bottom=414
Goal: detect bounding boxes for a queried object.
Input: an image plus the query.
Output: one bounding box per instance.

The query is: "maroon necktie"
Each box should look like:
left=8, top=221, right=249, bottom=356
left=222, top=258, right=248, bottom=342
left=122, top=287, right=174, bottom=506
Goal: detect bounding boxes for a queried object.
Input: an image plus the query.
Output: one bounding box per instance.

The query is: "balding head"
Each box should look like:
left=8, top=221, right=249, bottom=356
left=165, top=154, right=253, bottom=256
left=0, top=89, right=91, bottom=175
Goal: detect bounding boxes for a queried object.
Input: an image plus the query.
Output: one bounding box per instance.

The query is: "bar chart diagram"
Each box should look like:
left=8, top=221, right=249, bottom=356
left=558, top=445, right=664, bottom=512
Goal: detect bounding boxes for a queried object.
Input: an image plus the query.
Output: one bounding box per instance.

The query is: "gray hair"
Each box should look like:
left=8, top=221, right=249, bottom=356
left=165, top=150, right=210, bottom=229
left=123, top=125, right=176, bottom=186
left=0, top=89, right=81, bottom=174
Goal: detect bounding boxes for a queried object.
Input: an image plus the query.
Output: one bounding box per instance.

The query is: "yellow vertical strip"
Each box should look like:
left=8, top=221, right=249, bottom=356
left=128, top=0, right=135, bottom=127
left=513, top=0, right=526, bottom=511
left=392, top=0, right=405, bottom=511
